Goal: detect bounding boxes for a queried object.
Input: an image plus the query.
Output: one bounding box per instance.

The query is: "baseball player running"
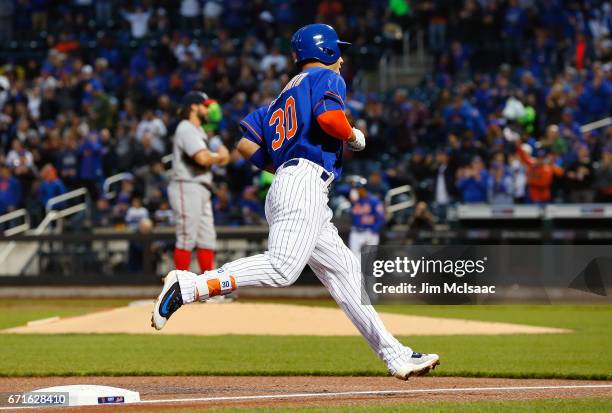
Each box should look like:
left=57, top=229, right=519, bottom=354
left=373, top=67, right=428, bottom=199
left=348, top=177, right=385, bottom=260
left=168, top=91, right=230, bottom=273
left=153, top=24, right=439, bottom=380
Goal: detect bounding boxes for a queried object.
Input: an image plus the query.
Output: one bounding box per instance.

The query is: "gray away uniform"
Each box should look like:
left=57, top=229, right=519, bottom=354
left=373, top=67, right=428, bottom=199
left=168, top=120, right=216, bottom=250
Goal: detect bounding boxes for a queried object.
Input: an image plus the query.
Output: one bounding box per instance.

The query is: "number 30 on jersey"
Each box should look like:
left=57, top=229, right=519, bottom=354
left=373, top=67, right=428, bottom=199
left=269, top=96, right=297, bottom=151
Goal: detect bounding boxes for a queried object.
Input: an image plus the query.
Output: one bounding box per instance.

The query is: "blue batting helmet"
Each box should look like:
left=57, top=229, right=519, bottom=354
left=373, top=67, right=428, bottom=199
left=291, top=24, right=351, bottom=65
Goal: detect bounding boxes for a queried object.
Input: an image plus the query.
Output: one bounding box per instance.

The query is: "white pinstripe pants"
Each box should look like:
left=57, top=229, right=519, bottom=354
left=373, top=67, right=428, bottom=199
left=222, top=159, right=412, bottom=371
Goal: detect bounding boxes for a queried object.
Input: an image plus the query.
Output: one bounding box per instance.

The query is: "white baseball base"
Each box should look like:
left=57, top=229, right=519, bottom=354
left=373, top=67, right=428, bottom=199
left=31, top=385, right=140, bottom=406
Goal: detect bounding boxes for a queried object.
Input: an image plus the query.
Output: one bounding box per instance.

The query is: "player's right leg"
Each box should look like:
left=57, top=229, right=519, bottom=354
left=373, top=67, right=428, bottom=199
left=168, top=181, right=200, bottom=270
left=308, top=218, right=439, bottom=379
left=195, top=185, right=216, bottom=272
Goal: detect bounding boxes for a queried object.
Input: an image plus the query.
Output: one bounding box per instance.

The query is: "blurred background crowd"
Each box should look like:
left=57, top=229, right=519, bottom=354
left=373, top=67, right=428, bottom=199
left=0, top=0, right=610, bottom=230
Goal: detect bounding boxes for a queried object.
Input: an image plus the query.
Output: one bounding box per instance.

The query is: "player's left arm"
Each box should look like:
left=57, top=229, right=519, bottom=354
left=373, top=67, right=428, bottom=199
left=313, top=74, right=364, bottom=150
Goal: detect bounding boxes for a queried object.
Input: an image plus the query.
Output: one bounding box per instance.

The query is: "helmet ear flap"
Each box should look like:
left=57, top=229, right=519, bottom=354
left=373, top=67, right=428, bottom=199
left=321, top=47, right=336, bottom=57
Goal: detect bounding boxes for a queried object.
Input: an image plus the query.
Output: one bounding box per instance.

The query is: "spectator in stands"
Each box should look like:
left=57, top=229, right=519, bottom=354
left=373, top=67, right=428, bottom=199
left=203, top=0, right=223, bottom=30
left=545, top=83, right=567, bottom=125
left=128, top=217, right=161, bottom=273
left=366, top=171, right=390, bottom=199
left=38, top=164, right=66, bottom=210
left=98, top=128, right=116, bottom=178
left=508, top=152, right=527, bottom=203
left=136, top=110, right=167, bottom=154
left=516, top=144, right=563, bottom=204
left=408, top=148, right=435, bottom=201
left=14, top=118, right=37, bottom=143
left=6, top=139, right=36, bottom=204
left=456, top=156, right=489, bottom=203
left=559, top=109, right=583, bottom=143
left=143, top=162, right=168, bottom=202
left=433, top=148, right=456, bottom=220
left=174, top=35, right=203, bottom=64
left=115, top=179, right=134, bottom=206
left=114, top=125, right=138, bottom=172
left=0, top=0, right=13, bottom=43
left=540, top=124, right=568, bottom=157
left=125, top=197, right=149, bottom=228
left=502, top=0, right=527, bottom=64
left=488, top=160, right=514, bottom=205
left=95, top=0, right=113, bottom=25
left=565, top=145, right=596, bottom=203
left=406, top=201, right=435, bottom=236
left=92, top=196, right=112, bottom=227
left=260, top=46, right=288, bottom=72
left=239, top=186, right=264, bottom=225
left=153, top=200, right=174, bottom=226
left=578, top=72, right=612, bottom=124
left=213, top=182, right=238, bottom=226
left=121, top=5, right=152, bottom=39
left=6, top=139, right=33, bottom=169
left=0, top=165, right=21, bottom=214
left=595, top=145, right=612, bottom=202
left=180, top=0, right=201, bottom=30
left=78, top=132, right=103, bottom=200
left=133, top=134, right=163, bottom=171
left=56, top=133, right=80, bottom=189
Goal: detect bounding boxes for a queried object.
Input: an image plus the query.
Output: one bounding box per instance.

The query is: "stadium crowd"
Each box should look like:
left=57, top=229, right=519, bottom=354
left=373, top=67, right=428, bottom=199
left=0, top=0, right=610, bottom=229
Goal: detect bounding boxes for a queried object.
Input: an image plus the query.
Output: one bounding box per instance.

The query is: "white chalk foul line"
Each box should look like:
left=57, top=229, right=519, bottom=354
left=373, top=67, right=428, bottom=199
left=138, top=384, right=612, bottom=404
left=1, top=384, right=611, bottom=410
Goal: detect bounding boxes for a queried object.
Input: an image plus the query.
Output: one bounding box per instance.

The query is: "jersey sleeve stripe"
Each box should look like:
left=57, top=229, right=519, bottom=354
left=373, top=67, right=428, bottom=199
left=324, top=90, right=344, bottom=104
left=240, top=120, right=263, bottom=143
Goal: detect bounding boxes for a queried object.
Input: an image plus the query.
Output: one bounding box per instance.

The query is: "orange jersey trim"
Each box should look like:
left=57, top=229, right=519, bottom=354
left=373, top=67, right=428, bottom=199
left=325, top=90, right=344, bottom=104
left=240, top=120, right=263, bottom=143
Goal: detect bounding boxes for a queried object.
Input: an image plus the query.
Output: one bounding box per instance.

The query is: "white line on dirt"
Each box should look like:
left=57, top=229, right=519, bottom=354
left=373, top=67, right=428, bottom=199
left=1, top=384, right=611, bottom=410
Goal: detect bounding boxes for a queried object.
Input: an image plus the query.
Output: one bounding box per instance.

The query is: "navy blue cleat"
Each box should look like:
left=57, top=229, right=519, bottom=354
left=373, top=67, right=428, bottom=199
left=151, top=270, right=184, bottom=330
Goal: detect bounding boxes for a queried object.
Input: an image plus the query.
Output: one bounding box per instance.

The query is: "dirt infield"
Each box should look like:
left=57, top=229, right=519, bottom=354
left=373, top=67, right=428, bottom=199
left=2, top=302, right=569, bottom=336
left=0, top=376, right=610, bottom=411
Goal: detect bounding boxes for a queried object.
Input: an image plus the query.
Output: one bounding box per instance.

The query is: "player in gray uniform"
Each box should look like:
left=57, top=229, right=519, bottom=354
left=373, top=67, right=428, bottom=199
left=168, top=91, right=230, bottom=272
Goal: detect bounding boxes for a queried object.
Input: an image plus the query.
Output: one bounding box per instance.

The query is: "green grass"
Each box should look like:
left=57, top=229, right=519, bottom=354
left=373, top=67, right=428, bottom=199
left=0, top=300, right=610, bottom=379
left=110, top=398, right=612, bottom=413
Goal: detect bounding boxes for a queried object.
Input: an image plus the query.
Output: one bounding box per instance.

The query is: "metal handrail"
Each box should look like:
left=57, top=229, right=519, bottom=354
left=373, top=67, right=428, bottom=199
left=0, top=189, right=90, bottom=273
left=46, top=187, right=88, bottom=213
left=0, top=208, right=30, bottom=237
left=103, top=172, right=134, bottom=200
left=580, top=117, right=611, bottom=133
left=0, top=208, right=27, bottom=225
left=384, top=185, right=415, bottom=217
